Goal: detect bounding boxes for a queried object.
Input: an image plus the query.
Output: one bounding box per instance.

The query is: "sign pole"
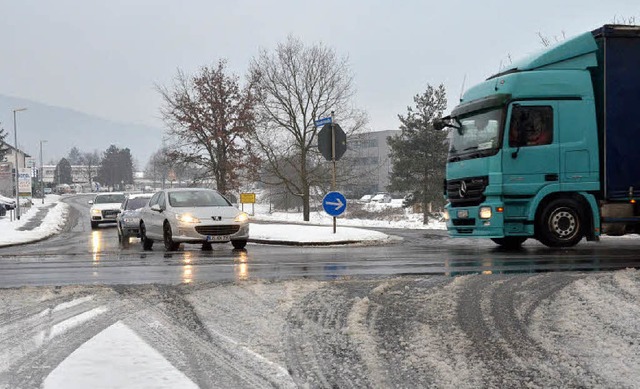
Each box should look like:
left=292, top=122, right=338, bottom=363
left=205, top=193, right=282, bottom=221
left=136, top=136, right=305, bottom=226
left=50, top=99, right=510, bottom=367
left=331, top=111, right=336, bottom=234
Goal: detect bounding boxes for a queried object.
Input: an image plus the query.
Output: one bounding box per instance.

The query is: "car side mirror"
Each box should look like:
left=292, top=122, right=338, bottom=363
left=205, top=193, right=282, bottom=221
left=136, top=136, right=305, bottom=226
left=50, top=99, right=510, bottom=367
left=88, top=200, right=93, bottom=204
left=150, top=204, right=162, bottom=212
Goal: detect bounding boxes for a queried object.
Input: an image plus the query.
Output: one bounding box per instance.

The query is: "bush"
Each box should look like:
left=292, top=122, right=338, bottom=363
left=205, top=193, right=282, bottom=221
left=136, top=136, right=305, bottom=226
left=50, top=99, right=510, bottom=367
left=345, top=202, right=406, bottom=221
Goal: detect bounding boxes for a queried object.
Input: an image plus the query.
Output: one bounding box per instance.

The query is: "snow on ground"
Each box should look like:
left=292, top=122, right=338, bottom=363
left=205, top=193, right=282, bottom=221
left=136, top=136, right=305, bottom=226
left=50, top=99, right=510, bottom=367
left=247, top=202, right=446, bottom=230
left=249, top=223, right=391, bottom=243
left=43, top=321, right=199, bottom=389
left=0, top=195, right=69, bottom=246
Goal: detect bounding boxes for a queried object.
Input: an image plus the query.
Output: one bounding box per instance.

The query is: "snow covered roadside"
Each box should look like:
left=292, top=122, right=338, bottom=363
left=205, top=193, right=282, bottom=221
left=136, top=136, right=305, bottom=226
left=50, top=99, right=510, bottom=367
left=249, top=223, right=391, bottom=244
left=0, top=195, right=69, bottom=246
left=248, top=202, right=446, bottom=230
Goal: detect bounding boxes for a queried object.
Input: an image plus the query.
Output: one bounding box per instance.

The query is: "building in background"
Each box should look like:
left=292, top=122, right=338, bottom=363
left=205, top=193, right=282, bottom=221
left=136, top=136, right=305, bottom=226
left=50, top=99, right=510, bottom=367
left=0, top=145, right=31, bottom=197
left=343, top=130, right=399, bottom=198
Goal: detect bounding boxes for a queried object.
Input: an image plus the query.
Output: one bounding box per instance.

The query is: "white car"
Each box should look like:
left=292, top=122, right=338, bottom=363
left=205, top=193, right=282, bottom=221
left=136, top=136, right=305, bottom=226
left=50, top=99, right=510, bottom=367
left=89, top=192, right=126, bottom=229
left=0, top=194, right=16, bottom=210
left=138, top=188, right=249, bottom=251
left=371, top=192, right=392, bottom=203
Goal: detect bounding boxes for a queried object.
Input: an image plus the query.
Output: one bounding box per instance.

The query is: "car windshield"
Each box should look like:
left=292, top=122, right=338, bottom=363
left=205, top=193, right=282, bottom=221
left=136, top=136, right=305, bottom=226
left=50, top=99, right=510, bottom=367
left=125, top=197, right=150, bottom=210
left=449, top=108, right=503, bottom=159
left=168, top=190, right=231, bottom=207
left=94, top=194, right=126, bottom=204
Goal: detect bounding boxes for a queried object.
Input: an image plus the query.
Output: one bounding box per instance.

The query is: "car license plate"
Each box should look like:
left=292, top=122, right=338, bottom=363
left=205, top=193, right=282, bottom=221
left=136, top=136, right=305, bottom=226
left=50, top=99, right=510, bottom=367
left=207, top=235, right=230, bottom=242
left=457, top=210, right=469, bottom=219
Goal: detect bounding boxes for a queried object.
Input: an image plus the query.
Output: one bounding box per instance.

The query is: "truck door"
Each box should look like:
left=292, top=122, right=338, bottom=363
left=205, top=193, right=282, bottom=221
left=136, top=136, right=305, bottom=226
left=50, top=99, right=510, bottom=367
left=502, top=101, right=559, bottom=196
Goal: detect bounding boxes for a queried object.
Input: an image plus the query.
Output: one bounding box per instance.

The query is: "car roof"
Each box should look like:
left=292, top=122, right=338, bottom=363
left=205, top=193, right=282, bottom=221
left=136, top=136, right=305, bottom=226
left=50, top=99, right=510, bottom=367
left=126, top=193, right=153, bottom=199
left=95, top=192, right=125, bottom=196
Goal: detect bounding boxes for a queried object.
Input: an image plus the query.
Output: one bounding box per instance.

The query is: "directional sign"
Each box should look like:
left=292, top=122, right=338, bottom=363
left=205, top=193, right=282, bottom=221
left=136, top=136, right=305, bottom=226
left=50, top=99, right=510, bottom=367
left=322, top=191, right=347, bottom=217
left=318, top=123, right=347, bottom=161
left=314, top=117, right=332, bottom=127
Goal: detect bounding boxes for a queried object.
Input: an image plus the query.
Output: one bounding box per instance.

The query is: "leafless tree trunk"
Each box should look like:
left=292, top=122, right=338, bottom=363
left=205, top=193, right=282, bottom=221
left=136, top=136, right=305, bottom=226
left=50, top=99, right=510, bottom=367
left=157, top=60, right=259, bottom=196
left=250, top=36, right=367, bottom=221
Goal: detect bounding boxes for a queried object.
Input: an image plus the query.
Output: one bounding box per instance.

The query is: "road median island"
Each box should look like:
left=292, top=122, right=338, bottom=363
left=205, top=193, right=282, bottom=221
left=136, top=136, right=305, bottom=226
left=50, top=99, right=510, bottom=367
left=248, top=223, right=392, bottom=246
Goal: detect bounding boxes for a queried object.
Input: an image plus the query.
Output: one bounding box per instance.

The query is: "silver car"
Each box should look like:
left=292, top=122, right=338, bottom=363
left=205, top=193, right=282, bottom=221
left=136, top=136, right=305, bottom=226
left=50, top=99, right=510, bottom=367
left=138, top=188, right=249, bottom=251
left=116, top=193, right=153, bottom=245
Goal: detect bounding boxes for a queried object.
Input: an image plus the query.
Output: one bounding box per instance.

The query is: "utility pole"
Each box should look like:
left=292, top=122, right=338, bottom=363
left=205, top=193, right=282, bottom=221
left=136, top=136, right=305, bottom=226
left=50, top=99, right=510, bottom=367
left=40, top=140, right=46, bottom=204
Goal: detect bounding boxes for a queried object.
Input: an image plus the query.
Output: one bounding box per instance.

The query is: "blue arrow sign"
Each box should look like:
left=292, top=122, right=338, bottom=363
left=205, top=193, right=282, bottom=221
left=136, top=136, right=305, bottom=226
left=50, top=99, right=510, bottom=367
left=314, top=117, right=332, bottom=127
left=322, top=191, right=347, bottom=217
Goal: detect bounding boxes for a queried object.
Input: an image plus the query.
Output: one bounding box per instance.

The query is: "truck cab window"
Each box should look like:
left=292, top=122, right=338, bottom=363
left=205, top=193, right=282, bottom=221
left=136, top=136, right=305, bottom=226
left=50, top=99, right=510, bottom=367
left=509, top=106, right=553, bottom=147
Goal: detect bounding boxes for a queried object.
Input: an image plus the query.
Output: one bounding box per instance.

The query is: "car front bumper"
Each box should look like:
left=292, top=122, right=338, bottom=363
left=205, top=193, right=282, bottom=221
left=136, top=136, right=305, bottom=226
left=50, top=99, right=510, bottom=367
left=172, top=222, right=249, bottom=243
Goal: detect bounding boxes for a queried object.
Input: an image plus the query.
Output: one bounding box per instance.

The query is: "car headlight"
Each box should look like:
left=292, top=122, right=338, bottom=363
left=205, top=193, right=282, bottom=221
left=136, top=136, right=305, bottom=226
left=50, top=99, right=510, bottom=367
left=234, top=212, right=249, bottom=223
left=91, top=209, right=101, bottom=215
left=479, top=206, right=492, bottom=219
left=176, top=213, right=200, bottom=223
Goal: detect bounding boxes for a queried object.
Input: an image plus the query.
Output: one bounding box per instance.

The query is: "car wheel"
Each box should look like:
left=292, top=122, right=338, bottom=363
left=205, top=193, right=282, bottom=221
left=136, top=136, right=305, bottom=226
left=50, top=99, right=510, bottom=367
left=140, top=222, right=154, bottom=250
left=163, top=222, right=180, bottom=251
left=232, top=240, right=247, bottom=249
left=91, top=221, right=99, bottom=229
left=490, top=237, right=527, bottom=249
left=536, top=198, right=584, bottom=248
left=121, top=231, right=130, bottom=246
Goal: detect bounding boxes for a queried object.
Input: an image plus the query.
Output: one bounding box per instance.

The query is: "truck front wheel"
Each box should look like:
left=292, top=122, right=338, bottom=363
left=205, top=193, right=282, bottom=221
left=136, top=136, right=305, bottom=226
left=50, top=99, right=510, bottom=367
left=537, top=198, right=584, bottom=248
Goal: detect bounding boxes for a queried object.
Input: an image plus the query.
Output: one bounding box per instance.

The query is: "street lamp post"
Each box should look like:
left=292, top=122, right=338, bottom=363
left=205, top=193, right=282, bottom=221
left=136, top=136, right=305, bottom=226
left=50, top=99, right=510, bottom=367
left=40, top=140, right=47, bottom=204
left=13, top=108, right=27, bottom=220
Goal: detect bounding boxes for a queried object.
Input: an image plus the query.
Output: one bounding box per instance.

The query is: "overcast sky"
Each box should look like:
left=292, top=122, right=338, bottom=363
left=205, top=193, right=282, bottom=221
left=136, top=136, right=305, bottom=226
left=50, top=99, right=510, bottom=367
left=1, top=0, right=638, bottom=132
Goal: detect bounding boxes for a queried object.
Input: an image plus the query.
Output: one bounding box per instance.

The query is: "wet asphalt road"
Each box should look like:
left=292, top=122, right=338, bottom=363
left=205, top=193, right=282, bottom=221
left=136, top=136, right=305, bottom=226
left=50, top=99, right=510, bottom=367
left=1, top=194, right=640, bottom=287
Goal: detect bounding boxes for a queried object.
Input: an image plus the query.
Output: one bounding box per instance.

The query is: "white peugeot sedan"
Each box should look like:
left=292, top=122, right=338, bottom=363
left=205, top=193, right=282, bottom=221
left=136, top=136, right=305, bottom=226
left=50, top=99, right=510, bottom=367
left=89, top=192, right=126, bottom=229
left=138, top=188, right=249, bottom=251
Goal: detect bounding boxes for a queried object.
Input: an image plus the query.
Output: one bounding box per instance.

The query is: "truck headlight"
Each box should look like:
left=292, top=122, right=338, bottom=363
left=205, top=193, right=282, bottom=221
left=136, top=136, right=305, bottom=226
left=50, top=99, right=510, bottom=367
left=443, top=210, right=450, bottom=221
left=479, top=206, right=492, bottom=219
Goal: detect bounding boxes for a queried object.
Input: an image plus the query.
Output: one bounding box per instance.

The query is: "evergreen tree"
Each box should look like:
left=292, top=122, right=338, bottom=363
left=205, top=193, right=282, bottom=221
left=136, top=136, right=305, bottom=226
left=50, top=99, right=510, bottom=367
left=54, top=158, right=73, bottom=185
left=0, top=123, right=10, bottom=162
left=67, top=147, right=82, bottom=165
left=97, top=145, right=133, bottom=189
left=387, top=84, right=448, bottom=224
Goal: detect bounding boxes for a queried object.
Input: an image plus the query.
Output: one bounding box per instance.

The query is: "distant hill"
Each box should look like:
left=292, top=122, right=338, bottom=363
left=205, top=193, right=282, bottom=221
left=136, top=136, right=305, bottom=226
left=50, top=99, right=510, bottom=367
left=0, top=94, right=163, bottom=169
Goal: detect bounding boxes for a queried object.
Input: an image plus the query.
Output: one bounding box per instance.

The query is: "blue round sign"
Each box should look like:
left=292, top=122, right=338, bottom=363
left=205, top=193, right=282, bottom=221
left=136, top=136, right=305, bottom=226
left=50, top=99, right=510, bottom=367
left=322, top=191, right=347, bottom=217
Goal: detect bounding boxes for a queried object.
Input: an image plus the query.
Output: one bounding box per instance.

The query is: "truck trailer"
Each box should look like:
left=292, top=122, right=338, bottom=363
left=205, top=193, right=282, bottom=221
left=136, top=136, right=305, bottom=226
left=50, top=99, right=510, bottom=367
left=438, top=24, right=640, bottom=248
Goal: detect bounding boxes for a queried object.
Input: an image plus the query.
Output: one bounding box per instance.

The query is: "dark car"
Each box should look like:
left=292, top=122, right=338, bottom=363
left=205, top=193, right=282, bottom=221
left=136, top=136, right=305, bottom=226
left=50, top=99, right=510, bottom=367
left=116, top=193, right=153, bottom=244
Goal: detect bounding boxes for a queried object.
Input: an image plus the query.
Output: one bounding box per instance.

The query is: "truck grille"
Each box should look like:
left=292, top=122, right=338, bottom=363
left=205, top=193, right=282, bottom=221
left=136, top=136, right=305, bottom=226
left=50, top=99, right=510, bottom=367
left=195, top=225, right=240, bottom=236
left=446, top=176, right=488, bottom=207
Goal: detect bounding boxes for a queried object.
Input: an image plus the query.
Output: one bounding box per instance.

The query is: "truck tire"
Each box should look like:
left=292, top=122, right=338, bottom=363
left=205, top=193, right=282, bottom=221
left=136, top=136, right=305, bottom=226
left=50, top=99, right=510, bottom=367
left=491, top=237, right=527, bottom=249
left=537, top=198, right=584, bottom=248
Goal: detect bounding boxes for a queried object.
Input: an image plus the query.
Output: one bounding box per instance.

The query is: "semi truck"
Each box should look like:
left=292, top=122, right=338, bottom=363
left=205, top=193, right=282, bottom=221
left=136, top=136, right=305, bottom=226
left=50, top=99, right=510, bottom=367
left=437, top=24, right=640, bottom=248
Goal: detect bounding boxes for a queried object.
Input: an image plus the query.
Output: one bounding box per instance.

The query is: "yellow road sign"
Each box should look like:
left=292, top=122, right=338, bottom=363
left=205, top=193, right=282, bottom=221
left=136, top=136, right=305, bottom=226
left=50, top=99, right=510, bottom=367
left=240, top=193, right=256, bottom=203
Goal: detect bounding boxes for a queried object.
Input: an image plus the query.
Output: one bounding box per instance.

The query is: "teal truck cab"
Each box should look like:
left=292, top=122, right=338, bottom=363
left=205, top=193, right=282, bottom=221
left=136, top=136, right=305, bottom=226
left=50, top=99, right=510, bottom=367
left=439, top=25, right=640, bottom=248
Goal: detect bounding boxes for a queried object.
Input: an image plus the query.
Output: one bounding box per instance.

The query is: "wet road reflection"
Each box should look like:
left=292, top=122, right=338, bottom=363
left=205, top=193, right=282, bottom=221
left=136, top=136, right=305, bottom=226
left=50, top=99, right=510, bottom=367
left=3, top=194, right=640, bottom=287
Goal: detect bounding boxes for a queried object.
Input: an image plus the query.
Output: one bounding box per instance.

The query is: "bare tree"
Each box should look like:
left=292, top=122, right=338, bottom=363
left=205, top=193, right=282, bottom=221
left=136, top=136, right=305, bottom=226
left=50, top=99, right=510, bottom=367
left=80, top=150, right=101, bottom=190
left=250, top=35, right=367, bottom=221
left=157, top=60, right=259, bottom=196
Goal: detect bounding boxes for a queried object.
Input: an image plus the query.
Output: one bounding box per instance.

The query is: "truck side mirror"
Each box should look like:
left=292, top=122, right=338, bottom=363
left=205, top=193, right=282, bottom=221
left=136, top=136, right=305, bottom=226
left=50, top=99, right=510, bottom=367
left=433, top=119, right=446, bottom=131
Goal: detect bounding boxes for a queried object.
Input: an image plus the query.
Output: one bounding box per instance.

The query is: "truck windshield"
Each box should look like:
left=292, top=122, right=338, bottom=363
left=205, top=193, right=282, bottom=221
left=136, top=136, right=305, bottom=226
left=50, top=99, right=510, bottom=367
left=449, top=108, right=503, bottom=161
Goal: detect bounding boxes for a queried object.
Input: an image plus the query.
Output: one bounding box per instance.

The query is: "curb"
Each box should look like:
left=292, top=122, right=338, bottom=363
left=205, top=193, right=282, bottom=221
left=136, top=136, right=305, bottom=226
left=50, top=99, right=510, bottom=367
left=248, top=238, right=362, bottom=246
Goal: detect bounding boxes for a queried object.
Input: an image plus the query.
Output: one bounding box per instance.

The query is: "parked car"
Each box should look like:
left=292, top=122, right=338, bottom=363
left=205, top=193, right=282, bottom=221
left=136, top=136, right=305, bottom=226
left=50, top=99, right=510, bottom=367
left=371, top=192, right=392, bottom=203
left=89, top=192, right=126, bottom=229
left=0, top=195, right=16, bottom=210
left=359, top=194, right=373, bottom=203
left=116, top=193, right=153, bottom=244
left=138, top=188, right=250, bottom=251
